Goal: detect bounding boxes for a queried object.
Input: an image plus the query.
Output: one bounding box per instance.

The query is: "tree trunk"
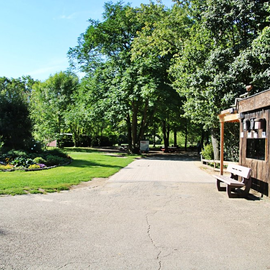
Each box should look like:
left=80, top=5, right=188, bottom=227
left=131, top=101, right=139, bottom=153
left=200, top=128, right=204, bottom=149
left=167, top=126, right=170, bottom=147
left=162, top=120, right=169, bottom=151
left=153, top=126, right=156, bottom=147
left=126, top=114, right=132, bottom=152
left=205, top=130, right=210, bottom=145
left=174, top=129, right=177, bottom=147
left=185, top=120, right=188, bottom=151
left=138, top=100, right=148, bottom=142
left=132, top=103, right=138, bottom=148
left=211, top=128, right=220, bottom=160
left=72, top=132, right=78, bottom=147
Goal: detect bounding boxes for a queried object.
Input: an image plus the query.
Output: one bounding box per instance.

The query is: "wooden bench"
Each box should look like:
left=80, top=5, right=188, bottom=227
left=161, top=147, right=179, bottom=153
left=213, top=164, right=252, bottom=198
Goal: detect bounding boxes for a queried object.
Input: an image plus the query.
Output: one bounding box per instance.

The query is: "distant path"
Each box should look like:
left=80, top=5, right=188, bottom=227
left=108, top=153, right=212, bottom=183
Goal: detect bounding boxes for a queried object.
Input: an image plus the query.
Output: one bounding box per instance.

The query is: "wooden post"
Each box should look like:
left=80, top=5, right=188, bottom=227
left=220, top=116, right=224, bottom=175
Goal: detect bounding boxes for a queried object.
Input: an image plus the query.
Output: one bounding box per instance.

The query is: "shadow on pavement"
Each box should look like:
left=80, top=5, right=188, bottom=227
left=142, top=151, right=201, bottom=161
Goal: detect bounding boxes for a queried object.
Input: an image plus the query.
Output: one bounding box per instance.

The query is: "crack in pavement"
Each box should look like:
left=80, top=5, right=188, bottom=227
left=146, top=213, right=162, bottom=270
left=58, top=262, right=92, bottom=269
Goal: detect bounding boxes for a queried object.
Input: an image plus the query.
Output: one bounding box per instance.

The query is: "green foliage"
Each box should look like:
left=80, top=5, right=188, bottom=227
left=68, top=3, right=145, bottom=151
left=44, top=148, right=68, bottom=158
left=30, top=72, right=79, bottom=144
left=168, top=0, right=270, bottom=131
left=201, top=144, right=214, bottom=160
left=2, top=1, right=266, bottom=158
left=68, top=2, right=191, bottom=152
left=33, top=157, right=47, bottom=164
left=44, top=155, right=66, bottom=166
left=224, top=122, right=239, bottom=162
left=0, top=77, right=34, bottom=150
left=0, top=136, right=4, bottom=151
left=11, top=157, right=34, bottom=168
left=6, top=149, right=28, bottom=158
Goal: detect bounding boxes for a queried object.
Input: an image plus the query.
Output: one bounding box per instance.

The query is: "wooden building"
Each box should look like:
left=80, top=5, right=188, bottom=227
left=219, top=89, right=270, bottom=196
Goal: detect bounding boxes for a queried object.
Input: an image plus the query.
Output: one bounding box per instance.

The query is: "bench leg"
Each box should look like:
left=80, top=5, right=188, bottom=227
left=227, top=185, right=233, bottom=198
left=217, top=180, right=226, bottom=191
left=242, top=178, right=252, bottom=198
left=227, top=185, right=238, bottom=198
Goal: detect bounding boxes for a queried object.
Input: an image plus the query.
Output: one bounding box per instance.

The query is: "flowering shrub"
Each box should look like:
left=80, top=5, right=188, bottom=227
left=28, top=164, right=41, bottom=170
left=0, top=164, right=14, bottom=171
left=38, top=163, right=46, bottom=168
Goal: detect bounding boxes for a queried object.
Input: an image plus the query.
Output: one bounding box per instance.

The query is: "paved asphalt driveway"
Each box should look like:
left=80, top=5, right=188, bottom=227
left=1, top=154, right=270, bottom=270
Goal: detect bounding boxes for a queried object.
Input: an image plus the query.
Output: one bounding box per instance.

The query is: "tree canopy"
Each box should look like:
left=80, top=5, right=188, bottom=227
left=0, top=76, right=34, bottom=150
left=1, top=1, right=269, bottom=156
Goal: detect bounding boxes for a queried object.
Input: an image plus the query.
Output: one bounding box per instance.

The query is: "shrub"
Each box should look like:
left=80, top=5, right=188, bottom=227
left=33, top=157, right=47, bottom=164
left=11, top=157, right=34, bottom=168
left=201, top=144, right=214, bottom=160
left=45, top=148, right=68, bottom=158
left=45, top=155, right=65, bottom=166
left=7, top=149, right=28, bottom=158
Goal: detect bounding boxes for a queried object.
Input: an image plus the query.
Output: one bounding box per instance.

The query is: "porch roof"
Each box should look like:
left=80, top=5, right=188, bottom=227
left=218, top=108, right=240, bottom=123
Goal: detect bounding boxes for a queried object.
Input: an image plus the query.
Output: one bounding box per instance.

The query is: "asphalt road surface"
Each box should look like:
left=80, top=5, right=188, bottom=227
left=1, top=155, right=270, bottom=270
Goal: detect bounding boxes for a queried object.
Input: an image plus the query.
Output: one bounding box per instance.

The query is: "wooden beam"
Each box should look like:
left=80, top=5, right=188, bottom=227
left=223, top=113, right=240, bottom=123
left=220, top=117, right=224, bottom=175
left=218, top=110, right=241, bottom=175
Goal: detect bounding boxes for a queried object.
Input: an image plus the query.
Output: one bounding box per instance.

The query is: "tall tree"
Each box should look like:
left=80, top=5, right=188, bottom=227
left=170, top=0, right=270, bottom=158
left=30, top=72, right=79, bottom=145
left=0, top=77, right=34, bottom=150
left=69, top=2, right=172, bottom=152
left=131, top=2, right=196, bottom=150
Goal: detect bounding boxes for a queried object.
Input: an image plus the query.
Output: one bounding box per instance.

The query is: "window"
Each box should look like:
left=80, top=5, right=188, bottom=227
left=246, top=139, right=266, bottom=160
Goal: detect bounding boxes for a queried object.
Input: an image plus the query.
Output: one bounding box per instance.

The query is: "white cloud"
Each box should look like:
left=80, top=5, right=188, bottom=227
left=27, top=58, right=86, bottom=81
left=59, top=13, right=77, bottom=20
left=27, top=58, right=69, bottom=81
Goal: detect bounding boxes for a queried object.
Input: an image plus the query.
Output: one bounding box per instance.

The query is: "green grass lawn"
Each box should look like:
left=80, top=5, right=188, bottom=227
left=0, top=148, right=136, bottom=196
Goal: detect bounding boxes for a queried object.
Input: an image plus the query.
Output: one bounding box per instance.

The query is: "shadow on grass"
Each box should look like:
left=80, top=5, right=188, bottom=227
left=65, top=147, right=99, bottom=153
left=67, top=158, right=125, bottom=169
left=65, top=147, right=128, bottom=154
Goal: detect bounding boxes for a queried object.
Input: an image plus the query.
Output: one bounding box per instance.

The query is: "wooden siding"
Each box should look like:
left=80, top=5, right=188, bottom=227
left=238, top=89, right=270, bottom=113
left=239, top=106, right=270, bottom=196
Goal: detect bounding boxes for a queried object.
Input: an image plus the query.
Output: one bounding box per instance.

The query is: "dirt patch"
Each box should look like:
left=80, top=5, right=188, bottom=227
left=71, top=178, right=108, bottom=190
left=194, top=161, right=228, bottom=176
left=105, top=153, right=127, bottom=158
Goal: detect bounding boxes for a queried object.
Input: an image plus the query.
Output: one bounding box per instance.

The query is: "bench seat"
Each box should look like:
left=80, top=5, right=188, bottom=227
left=214, top=175, right=245, bottom=187
left=213, top=164, right=251, bottom=198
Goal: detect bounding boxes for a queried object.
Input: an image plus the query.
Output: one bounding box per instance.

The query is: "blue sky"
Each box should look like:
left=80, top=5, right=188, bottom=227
left=0, top=0, right=173, bottom=81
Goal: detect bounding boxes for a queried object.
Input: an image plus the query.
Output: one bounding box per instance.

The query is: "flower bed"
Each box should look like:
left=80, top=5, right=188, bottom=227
left=0, top=149, right=72, bottom=172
